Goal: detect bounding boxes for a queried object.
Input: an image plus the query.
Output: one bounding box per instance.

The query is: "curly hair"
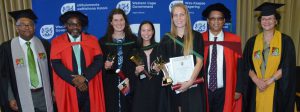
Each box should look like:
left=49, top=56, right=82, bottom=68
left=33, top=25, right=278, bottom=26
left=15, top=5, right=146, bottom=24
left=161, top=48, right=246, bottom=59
left=104, top=8, right=134, bottom=42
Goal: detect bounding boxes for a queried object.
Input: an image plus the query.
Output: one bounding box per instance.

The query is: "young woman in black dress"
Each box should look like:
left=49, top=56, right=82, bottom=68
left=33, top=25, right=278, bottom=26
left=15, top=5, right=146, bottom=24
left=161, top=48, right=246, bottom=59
left=159, top=3, right=207, bottom=112
left=98, top=9, right=137, bottom=112
left=131, top=21, right=162, bottom=112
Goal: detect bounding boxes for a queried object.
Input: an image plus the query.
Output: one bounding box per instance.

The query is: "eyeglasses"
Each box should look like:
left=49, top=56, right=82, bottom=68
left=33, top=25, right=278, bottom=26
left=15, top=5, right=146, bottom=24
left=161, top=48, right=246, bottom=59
left=16, top=23, right=34, bottom=28
left=208, top=17, right=225, bottom=21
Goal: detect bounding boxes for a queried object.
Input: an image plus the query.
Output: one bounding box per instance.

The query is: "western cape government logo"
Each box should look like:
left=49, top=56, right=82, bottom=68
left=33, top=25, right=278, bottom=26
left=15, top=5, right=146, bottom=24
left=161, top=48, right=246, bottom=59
left=40, top=25, right=54, bottom=40
left=61, top=3, right=76, bottom=14
left=117, top=1, right=131, bottom=15
left=169, top=0, right=183, bottom=12
left=193, top=21, right=207, bottom=33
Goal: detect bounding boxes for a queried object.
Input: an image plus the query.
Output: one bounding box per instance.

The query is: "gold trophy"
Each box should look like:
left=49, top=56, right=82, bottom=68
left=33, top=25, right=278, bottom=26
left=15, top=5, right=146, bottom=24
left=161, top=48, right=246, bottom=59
left=107, top=53, right=120, bottom=73
left=154, top=56, right=173, bottom=85
left=130, top=55, right=152, bottom=79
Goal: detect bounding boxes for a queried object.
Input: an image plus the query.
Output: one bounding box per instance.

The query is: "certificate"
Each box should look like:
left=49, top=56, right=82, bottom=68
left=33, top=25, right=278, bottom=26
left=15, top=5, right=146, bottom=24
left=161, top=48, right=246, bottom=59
left=169, top=55, right=194, bottom=84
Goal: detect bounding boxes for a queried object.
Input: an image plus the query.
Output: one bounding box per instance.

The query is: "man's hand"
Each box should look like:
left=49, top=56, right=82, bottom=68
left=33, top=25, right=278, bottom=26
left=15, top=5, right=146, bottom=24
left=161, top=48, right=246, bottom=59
left=9, top=100, right=18, bottom=111
left=72, top=75, right=88, bottom=92
left=72, top=75, right=86, bottom=84
left=234, top=92, right=241, bottom=100
left=76, top=83, right=88, bottom=92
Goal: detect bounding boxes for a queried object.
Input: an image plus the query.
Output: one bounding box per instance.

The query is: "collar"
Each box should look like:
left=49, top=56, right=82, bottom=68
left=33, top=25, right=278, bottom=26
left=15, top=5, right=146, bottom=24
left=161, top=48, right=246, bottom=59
left=209, top=30, right=224, bottom=41
left=141, top=43, right=158, bottom=51
left=113, top=37, right=125, bottom=43
left=19, top=36, right=34, bottom=46
left=67, top=33, right=81, bottom=42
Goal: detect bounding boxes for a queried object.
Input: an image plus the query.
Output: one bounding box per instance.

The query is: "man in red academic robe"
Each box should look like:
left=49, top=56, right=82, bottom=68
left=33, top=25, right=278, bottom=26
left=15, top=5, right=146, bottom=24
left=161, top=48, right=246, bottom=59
left=50, top=11, right=105, bottom=112
left=201, top=3, right=243, bottom=112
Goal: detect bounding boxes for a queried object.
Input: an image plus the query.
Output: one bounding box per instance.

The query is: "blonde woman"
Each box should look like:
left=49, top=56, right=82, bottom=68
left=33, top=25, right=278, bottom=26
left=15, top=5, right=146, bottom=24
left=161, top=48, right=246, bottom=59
left=159, top=3, right=206, bottom=112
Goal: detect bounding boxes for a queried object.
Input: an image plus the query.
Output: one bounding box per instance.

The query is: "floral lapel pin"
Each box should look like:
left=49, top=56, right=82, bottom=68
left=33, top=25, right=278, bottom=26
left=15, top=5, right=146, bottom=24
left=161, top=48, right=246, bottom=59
left=254, top=50, right=261, bottom=59
left=38, top=52, right=46, bottom=59
left=16, top=58, right=24, bottom=67
left=271, top=47, right=280, bottom=56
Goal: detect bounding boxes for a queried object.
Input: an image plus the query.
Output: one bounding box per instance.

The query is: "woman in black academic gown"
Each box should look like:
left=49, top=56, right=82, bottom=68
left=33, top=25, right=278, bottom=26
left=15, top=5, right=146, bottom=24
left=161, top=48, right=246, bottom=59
left=132, top=21, right=162, bottom=112
left=158, top=3, right=206, bottom=112
left=98, top=9, right=137, bottom=112
left=243, top=2, right=296, bottom=112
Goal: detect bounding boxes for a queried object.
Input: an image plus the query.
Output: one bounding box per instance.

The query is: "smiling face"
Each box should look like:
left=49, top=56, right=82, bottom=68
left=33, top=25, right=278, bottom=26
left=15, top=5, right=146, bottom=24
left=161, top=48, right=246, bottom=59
left=140, top=23, right=154, bottom=42
left=111, top=14, right=125, bottom=33
left=65, top=17, right=82, bottom=38
left=172, top=7, right=187, bottom=29
left=207, top=10, right=225, bottom=33
left=260, top=15, right=277, bottom=31
left=16, top=18, right=35, bottom=41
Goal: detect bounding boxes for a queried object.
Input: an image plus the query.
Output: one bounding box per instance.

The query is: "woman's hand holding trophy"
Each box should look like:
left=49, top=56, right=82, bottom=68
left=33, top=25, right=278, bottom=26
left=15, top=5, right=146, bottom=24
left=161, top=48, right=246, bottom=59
left=130, top=55, right=153, bottom=79
left=104, top=53, right=116, bottom=70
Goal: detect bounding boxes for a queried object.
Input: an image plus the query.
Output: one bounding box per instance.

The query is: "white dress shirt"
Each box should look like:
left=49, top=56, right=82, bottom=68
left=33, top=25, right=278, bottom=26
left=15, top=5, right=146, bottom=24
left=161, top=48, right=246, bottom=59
left=19, top=37, right=43, bottom=89
left=207, top=30, right=224, bottom=89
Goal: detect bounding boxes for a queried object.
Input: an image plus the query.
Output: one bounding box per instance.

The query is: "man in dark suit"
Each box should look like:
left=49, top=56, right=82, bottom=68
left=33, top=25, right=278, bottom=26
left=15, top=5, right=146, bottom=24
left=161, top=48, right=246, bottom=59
left=1, top=9, right=53, bottom=112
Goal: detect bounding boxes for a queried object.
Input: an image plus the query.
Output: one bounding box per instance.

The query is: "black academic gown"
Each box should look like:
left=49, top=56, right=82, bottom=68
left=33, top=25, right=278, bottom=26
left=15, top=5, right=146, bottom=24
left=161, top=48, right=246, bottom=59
left=243, top=33, right=296, bottom=112
left=1, top=38, right=52, bottom=112
left=158, top=31, right=207, bottom=112
left=98, top=35, right=137, bottom=112
left=131, top=43, right=163, bottom=112
left=0, top=43, right=10, bottom=112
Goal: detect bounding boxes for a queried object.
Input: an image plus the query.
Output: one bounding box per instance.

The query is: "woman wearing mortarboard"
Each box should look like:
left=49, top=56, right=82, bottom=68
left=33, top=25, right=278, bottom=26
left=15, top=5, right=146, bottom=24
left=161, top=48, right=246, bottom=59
left=243, top=2, right=296, bottom=112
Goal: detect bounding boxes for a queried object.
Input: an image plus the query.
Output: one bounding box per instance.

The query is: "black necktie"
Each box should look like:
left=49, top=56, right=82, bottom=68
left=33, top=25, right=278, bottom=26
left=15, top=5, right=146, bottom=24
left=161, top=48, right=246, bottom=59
left=209, top=37, right=218, bottom=92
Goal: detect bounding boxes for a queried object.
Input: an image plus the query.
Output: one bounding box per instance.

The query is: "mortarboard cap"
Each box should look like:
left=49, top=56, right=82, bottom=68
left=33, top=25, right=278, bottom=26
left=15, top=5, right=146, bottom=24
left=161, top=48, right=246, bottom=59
left=255, top=2, right=285, bottom=16
left=202, top=3, right=231, bottom=22
left=59, top=11, right=88, bottom=27
left=8, top=9, right=37, bottom=21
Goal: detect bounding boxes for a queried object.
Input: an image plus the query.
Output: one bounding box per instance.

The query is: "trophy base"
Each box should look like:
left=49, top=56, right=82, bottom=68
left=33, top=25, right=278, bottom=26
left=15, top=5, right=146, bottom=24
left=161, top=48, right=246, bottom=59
left=162, top=77, right=173, bottom=85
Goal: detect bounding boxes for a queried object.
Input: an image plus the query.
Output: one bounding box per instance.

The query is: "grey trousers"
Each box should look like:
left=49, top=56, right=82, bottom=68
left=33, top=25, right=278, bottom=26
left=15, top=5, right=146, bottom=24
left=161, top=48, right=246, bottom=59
left=31, top=89, right=47, bottom=112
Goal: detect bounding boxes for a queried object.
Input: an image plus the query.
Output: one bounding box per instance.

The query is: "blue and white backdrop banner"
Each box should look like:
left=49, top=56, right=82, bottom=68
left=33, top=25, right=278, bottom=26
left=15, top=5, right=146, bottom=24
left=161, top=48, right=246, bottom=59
left=32, top=0, right=237, bottom=42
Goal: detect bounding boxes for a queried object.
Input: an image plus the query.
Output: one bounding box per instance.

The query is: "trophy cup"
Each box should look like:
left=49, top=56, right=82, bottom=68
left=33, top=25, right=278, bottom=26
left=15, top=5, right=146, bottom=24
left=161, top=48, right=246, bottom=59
left=155, top=56, right=173, bottom=85
left=130, top=55, right=152, bottom=79
left=106, top=53, right=119, bottom=73
left=150, top=58, right=160, bottom=75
